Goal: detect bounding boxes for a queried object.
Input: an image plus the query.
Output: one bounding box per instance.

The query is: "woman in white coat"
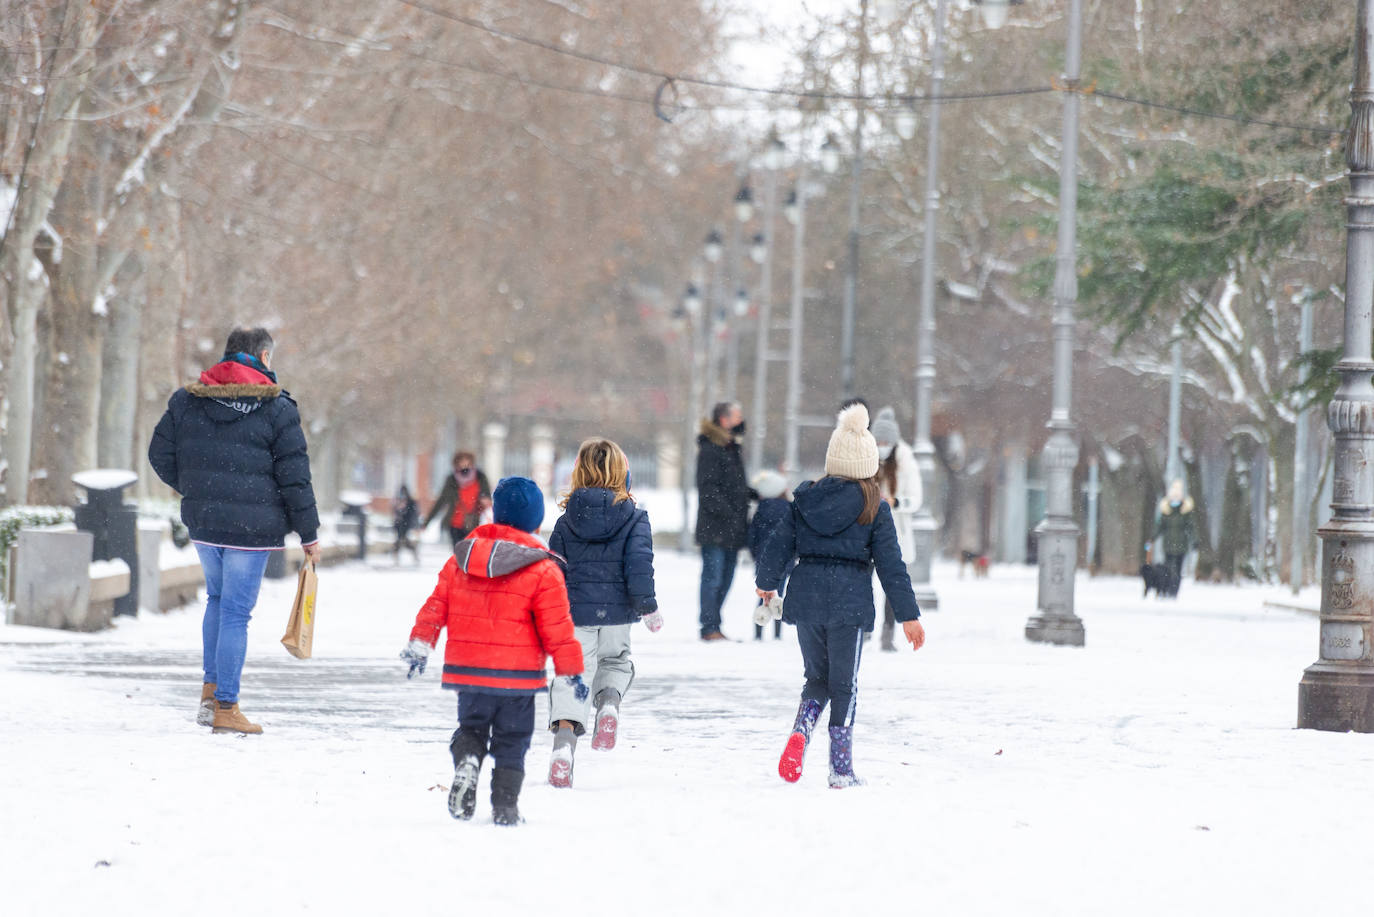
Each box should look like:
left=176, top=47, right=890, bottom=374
left=872, top=407, right=923, bottom=652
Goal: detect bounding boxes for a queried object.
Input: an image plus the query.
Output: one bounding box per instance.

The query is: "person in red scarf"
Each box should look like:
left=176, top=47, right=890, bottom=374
left=149, top=327, right=321, bottom=736
left=423, top=451, right=492, bottom=548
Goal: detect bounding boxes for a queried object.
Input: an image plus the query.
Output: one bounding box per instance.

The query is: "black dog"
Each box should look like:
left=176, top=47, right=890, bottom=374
left=1140, top=563, right=1179, bottom=598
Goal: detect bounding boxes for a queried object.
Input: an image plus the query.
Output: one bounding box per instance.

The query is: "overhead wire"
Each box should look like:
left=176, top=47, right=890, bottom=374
left=390, top=0, right=1344, bottom=136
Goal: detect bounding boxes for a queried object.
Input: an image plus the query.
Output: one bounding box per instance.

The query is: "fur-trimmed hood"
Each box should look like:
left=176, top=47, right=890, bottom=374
left=1158, top=496, right=1195, bottom=516
left=698, top=419, right=736, bottom=447
left=185, top=381, right=283, bottom=400
left=185, top=359, right=287, bottom=421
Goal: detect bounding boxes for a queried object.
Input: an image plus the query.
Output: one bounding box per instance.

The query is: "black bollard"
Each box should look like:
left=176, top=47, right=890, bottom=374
left=72, top=470, right=140, bottom=617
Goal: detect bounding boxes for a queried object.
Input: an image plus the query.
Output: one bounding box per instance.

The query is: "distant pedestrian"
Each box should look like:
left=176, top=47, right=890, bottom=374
left=748, top=469, right=793, bottom=641
left=871, top=406, right=922, bottom=652
left=148, top=327, right=322, bottom=736
left=392, top=484, right=421, bottom=564
left=695, top=401, right=756, bottom=641
left=400, top=477, right=584, bottom=825
left=755, top=403, right=925, bottom=788
left=546, top=439, right=662, bottom=788
left=1154, top=478, right=1195, bottom=595
left=424, top=451, right=492, bottom=548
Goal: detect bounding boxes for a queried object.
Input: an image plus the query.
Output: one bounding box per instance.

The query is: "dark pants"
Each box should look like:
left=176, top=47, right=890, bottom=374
left=699, top=545, right=738, bottom=636
left=448, top=526, right=474, bottom=550
left=880, top=599, right=897, bottom=649
left=796, top=621, right=865, bottom=728
left=1165, top=552, right=1185, bottom=595
left=453, top=692, right=535, bottom=772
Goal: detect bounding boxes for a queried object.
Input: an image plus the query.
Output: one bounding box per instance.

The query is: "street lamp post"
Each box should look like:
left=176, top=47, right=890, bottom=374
left=678, top=283, right=705, bottom=552
left=908, top=0, right=951, bottom=614
left=838, top=0, right=869, bottom=401
left=749, top=131, right=785, bottom=472
left=1298, top=0, right=1374, bottom=731
left=1025, top=0, right=1086, bottom=646
left=1165, top=324, right=1183, bottom=488
left=783, top=134, right=840, bottom=477
left=725, top=184, right=753, bottom=399
left=783, top=184, right=810, bottom=478
left=703, top=229, right=724, bottom=406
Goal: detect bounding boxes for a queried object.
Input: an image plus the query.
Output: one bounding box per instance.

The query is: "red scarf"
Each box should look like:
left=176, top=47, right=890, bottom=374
left=451, top=478, right=481, bottom=528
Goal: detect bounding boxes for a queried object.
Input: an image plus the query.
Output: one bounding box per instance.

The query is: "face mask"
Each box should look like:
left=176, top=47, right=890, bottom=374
left=878, top=445, right=895, bottom=461
left=456, top=467, right=475, bottom=483
left=730, top=420, right=746, bottom=436
left=625, top=470, right=633, bottom=492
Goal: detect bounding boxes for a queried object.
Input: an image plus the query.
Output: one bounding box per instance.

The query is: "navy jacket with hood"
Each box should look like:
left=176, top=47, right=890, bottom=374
left=755, top=476, right=919, bottom=630
left=148, top=357, right=320, bottom=549
left=548, top=487, right=657, bottom=627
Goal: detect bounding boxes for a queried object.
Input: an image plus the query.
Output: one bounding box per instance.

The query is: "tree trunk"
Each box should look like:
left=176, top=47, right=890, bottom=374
left=0, top=3, right=98, bottom=504
left=98, top=258, right=145, bottom=470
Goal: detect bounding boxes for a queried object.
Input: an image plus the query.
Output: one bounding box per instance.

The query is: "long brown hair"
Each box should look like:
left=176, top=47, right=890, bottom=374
left=857, top=476, right=882, bottom=525
left=559, top=438, right=632, bottom=509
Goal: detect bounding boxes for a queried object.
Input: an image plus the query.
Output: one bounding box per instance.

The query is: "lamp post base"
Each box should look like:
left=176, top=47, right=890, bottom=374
left=1298, top=663, right=1374, bottom=732
left=913, top=581, right=939, bottom=613
left=1025, top=614, right=1085, bottom=647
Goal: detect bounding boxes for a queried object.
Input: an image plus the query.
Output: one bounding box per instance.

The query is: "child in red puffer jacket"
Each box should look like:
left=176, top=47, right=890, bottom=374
left=400, top=476, right=584, bottom=826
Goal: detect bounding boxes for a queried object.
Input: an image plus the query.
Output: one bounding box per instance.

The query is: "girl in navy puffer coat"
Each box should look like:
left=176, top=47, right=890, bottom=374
left=756, top=404, right=926, bottom=788
left=545, top=439, right=660, bottom=788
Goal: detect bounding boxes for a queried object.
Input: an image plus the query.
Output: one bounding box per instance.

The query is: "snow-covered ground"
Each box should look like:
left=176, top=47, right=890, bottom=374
left=1, top=548, right=1369, bottom=916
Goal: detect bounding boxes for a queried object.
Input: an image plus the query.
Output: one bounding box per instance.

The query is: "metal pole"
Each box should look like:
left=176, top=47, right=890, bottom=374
left=1291, top=292, right=1313, bottom=594
left=750, top=166, right=780, bottom=471
left=839, top=0, right=868, bottom=400
left=726, top=219, right=744, bottom=399
left=1166, top=332, right=1183, bottom=487
left=1298, top=0, right=1374, bottom=730
left=784, top=173, right=809, bottom=478
left=1086, top=455, right=1100, bottom=570
left=1026, top=0, right=1086, bottom=647
left=680, top=308, right=705, bottom=553
left=909, top=0, right=948, bottom=612
left=706, top=259, right=723, bottom=408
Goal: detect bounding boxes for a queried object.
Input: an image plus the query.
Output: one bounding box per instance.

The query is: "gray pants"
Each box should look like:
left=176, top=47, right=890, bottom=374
left=548, top=624, right=635, bottom=733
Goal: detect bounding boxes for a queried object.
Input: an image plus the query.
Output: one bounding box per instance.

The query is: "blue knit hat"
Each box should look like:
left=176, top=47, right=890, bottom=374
left=492, top=476, right=545, bottom=533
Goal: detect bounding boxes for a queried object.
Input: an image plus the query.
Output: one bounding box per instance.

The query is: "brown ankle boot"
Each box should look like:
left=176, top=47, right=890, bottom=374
left=197, top=683, right=217, bottom=727
left=211, top=702, right=263, bottom=735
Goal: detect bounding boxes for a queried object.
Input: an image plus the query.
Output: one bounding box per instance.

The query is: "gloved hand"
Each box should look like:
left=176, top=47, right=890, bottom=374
left=753, top=594, right=784, bottom=626
left=400, top=638, right=431, bottom=679
left=562, top=674, right=589, bottom=703
left=641, top=611, right=664, bottom=633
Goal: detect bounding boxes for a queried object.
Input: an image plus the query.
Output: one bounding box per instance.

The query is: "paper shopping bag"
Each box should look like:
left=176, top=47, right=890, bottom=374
left=281, top=562, right=318, bottom=659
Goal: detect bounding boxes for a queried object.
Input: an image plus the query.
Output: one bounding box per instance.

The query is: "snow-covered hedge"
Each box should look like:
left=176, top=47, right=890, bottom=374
left=0, top=505, right=76, bottom=584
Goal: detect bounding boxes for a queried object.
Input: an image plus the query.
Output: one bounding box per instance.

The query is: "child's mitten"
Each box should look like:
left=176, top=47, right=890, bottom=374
left=562, top=674, right=589, bottom=702
left=400, top=638, right=431, bottom=678
left=642, top=611, right=664, bottom=633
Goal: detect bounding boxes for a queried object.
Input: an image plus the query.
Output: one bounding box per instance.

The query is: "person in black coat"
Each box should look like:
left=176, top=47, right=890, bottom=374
left=748, top=470, right=793, bottom=640
left=545, top=439, right=661, bottom=788
left=695, top=401, right=756, bottom=641
left=148, top=327, right=321, bottom=736
left=392, top=484, right=421, bottom=564
left=423, top=451, right=492, bottom=548
left=755, top=404, right=925, bottom=788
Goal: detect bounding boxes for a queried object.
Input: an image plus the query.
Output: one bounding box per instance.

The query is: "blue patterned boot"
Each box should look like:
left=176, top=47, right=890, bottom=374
left=828, top=725, right=862, bottom=788
left=778, top=699, right=823, bottom=783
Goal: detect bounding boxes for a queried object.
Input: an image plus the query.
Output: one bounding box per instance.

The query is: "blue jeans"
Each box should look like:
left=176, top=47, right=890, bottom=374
left=195, top=544, right=271, bottom=704
left=796, top=622, right=865, bottom=728
left=455, top=693, right=535, bottom=772
left=699, top=545, right=738, bottom=637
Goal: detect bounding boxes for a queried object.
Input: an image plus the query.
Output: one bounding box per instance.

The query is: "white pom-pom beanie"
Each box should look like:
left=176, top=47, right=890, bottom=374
left=824, top=404, right=879, bottom=479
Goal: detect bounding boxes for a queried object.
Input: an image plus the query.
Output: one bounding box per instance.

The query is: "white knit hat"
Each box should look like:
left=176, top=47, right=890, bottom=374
left=825, top=404, right=879, bottom=479
left=751, top=469, right=788, bottom=500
